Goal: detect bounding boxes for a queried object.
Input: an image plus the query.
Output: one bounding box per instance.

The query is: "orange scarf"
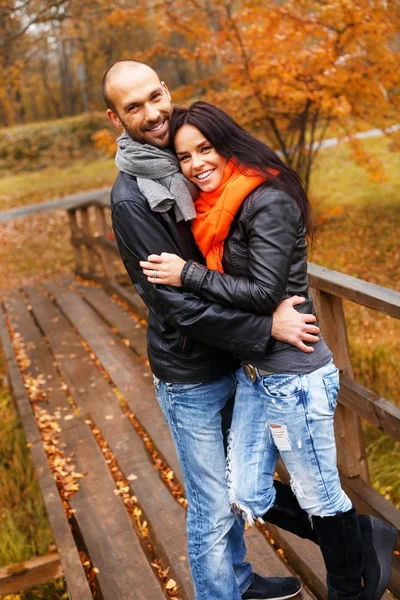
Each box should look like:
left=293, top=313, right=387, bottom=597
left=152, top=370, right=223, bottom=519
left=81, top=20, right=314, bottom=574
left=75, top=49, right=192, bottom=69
left=192, top=161, right=268, bottom=272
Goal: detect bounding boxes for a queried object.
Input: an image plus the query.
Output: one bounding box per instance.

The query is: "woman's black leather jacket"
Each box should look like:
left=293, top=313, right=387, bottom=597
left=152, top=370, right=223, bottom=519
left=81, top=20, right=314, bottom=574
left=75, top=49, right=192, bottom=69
left=181, top=184, right=316, bottom=359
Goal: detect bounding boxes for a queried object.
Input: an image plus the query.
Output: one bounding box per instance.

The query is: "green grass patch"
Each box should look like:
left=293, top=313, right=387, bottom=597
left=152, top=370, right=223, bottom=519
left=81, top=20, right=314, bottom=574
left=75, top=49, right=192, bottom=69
left=310, top=135, right=400, bottom=210
left=0, top=158, right=116, bottom=210
left=0, top=385, right=54, bottom=567
left=0, top=353, right=68, bottom=600
left=0, top=113, right=115, bottom=176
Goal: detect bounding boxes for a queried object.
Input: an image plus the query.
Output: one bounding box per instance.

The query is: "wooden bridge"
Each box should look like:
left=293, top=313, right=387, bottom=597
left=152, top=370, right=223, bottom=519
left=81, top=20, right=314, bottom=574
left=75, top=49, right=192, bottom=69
left=0, top=192, right=399, bottom=599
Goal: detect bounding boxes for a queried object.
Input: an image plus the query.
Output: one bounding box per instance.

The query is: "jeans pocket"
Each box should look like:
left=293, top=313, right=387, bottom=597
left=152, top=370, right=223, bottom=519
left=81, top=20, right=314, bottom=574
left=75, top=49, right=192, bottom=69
left=166, top=381, right=205, bottom=396
left=261, top=374, right=301, bottom=399
left=322, top=369, right=340, bottom=412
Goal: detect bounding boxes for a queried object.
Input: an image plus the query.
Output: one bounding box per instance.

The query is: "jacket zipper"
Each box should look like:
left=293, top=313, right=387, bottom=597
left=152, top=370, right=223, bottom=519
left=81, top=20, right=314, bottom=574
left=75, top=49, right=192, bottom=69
left=180, top=335, right=189, bottom=353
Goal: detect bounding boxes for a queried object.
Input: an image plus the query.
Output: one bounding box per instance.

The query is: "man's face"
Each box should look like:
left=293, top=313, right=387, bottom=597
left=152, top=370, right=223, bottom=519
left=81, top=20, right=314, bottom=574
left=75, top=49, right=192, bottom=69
left=107, top=67, right=173, bottom=148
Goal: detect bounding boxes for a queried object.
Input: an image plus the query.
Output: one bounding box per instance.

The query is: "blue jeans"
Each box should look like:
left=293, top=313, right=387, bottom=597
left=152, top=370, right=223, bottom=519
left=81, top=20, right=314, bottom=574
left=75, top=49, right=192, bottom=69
left=154, top=373, right=252, bottom=600
left=227, top=361, right=352, bottom=525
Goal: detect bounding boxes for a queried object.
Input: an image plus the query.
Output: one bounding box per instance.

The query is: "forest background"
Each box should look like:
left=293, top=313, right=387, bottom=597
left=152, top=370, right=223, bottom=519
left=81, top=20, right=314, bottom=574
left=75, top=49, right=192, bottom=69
left=0, top=0, right=400, bottom=597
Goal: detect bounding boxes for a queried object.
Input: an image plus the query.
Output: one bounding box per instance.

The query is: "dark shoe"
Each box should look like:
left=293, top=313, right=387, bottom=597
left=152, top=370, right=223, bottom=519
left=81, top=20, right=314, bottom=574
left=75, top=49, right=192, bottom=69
left=359, top=515, right=398, bottom=600
left=241, top=573, right=302, bottom=600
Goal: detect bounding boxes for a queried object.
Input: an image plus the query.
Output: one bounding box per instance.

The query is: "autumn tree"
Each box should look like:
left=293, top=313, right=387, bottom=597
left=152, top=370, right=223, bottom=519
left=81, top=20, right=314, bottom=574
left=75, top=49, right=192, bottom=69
left=153, top=0, right=400, bottom=189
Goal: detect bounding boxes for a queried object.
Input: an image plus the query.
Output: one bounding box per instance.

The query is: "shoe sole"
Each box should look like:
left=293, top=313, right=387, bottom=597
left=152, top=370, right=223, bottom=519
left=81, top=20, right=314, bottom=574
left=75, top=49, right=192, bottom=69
left=244, top=584, right=302, bottom=600
left=366, top=516, right=398, bottom=600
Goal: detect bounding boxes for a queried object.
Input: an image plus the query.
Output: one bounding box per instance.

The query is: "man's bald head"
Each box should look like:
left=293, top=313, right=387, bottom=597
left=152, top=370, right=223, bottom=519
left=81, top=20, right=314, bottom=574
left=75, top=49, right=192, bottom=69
left=102, top=60, right=160, bottom=112
left=102, top=60, right=172, bottom=148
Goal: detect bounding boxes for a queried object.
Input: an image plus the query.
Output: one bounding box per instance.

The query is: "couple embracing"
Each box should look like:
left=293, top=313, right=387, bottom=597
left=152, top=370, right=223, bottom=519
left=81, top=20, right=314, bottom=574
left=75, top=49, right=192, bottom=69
left=102, top=60, right=397, bottom=600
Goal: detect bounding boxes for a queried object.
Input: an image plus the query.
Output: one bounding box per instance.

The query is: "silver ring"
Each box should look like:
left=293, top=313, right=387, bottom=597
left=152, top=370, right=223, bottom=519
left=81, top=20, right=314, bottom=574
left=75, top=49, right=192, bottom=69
left=152, top=270, right=157, bottom=279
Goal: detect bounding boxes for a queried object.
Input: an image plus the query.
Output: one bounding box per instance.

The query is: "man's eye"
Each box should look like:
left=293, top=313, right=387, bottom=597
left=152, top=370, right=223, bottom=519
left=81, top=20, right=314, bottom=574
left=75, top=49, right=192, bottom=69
left=128, top=105, right=138, bottom=112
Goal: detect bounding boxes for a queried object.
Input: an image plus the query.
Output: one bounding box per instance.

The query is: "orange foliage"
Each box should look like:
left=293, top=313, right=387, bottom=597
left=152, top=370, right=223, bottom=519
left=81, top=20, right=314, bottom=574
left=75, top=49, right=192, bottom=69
left=152, top=0, right=400, bottom=187
left=92, top=128, right=118, bottom=157
left=2, top=0, right=400, bottom=186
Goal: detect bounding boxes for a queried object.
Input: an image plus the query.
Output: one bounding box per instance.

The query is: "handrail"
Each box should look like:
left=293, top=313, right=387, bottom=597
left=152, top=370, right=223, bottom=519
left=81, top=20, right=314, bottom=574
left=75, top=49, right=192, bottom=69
left=308, top=263, right=400, bottom=318
left=0, top=188, right=111, bottom=222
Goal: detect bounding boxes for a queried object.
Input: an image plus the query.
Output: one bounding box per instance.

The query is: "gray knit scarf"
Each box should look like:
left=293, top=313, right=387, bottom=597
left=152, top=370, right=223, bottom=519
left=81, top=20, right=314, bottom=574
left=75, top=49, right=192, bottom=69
left=115, top=131, right=197, bottom=222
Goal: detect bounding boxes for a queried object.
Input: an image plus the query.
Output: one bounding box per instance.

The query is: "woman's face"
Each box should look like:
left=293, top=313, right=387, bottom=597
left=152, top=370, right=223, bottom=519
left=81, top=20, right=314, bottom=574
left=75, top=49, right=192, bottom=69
left=174, top=124, right=228, bottom=193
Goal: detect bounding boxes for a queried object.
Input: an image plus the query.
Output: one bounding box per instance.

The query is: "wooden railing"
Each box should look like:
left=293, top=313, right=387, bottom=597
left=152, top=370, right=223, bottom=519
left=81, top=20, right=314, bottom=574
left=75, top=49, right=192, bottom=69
left=67, top=197, right=400, bottom=582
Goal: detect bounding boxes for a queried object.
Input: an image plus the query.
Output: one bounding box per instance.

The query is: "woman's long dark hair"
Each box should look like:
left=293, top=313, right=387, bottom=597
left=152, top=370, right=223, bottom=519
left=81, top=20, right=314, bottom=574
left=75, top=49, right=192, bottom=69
left=170, top=101, right=313, bottom=236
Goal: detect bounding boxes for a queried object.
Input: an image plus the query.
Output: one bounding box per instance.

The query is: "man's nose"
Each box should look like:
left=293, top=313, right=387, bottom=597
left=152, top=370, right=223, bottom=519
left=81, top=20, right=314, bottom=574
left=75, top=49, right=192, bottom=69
left=144, top=102, right=160, bottom=122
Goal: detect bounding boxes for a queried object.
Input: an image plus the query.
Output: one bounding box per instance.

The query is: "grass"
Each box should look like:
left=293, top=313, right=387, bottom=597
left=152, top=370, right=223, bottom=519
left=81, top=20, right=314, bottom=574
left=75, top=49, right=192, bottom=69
left=0, top=158, right=116, bottom=210
left=309, top=135, right=400, bottom=506
left=0, top=351, right=68, bottom=599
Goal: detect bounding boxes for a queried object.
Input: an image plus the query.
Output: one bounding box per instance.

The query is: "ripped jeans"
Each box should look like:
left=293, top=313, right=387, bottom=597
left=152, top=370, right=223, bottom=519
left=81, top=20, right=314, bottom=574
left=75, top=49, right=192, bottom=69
left=154, top=373, right=252, bottom=600
left=227, top=361, right=352, bottom=525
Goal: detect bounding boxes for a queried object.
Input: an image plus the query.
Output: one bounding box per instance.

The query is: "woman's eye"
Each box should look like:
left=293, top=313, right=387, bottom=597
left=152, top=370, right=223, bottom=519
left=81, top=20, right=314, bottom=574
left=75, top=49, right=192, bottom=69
left=201, top=146, right=212, bottom=153
left=179, top=155, right=190, bottom=163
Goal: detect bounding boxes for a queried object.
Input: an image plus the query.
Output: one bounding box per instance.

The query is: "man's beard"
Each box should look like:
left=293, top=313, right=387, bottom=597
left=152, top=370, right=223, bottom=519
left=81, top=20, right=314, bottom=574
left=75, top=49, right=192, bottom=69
left=121, top=115, right=171, bottom=148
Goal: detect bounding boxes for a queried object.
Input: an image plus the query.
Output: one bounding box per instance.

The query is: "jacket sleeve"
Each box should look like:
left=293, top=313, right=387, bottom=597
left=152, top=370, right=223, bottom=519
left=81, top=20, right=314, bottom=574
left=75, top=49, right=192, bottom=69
left=181, top=189, right=303, bottom=315
left=112, top=197, right=273, bottom=355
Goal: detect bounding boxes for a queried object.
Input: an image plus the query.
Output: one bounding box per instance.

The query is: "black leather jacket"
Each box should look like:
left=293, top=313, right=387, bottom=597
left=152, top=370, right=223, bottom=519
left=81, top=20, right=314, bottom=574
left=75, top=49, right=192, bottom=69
left=111, top=172, right=274, bottom=383
left=181, top=184, right=317, bottom=361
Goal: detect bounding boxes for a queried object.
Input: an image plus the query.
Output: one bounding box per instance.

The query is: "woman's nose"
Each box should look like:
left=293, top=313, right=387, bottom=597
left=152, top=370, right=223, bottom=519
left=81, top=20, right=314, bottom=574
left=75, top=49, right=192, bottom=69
left=192, top=154, right=204, bottom=170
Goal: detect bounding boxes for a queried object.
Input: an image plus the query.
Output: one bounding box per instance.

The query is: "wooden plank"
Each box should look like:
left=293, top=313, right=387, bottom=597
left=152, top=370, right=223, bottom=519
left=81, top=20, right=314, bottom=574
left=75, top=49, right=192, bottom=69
left=7, top=292, right=166, bottom=600
left=311, top=289, right=369, bottom=481
left=0, top=554, right=62, bottom=595
left=339, top=375, right=400, bottom=441
left=244, top=527, right=315, bottom=600
left=42, top=282, right=182, bottom=485
left=78, top=285, right=148, bottom=359
left=0, top=303, right=93, bottom=600
left=23, top=285, right=194, bottom=599
left=65, top=423, right=166, bottom=600
left=308, top=263, right=400, bottom=319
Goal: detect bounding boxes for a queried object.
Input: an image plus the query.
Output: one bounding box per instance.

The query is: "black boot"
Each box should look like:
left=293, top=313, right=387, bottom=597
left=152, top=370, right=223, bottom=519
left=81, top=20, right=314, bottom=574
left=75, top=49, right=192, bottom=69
left=358, top=515, right=397, bottom=600
left=312, top=508, right=364, bottom=600
left=262, top=483, right=398, bottom=600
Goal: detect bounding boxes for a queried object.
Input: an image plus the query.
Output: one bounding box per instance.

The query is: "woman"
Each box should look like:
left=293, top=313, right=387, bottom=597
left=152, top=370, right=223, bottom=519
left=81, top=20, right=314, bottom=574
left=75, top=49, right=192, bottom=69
left=140, top=102, right=397, bottom=600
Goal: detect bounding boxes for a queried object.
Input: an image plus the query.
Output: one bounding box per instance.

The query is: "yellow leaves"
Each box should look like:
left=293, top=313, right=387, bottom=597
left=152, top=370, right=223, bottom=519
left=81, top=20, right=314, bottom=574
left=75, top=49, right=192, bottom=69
left=348, top=138, right=389, bottom=183
left=165, top=578, right=178, bottom=590
left=151, top=559, right=180, bottom=597
left=91, top=129, right=117, bottom=158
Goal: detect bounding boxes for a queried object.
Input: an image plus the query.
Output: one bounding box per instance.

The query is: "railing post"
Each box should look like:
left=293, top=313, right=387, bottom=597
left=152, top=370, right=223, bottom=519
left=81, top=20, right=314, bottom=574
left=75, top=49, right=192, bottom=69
left=68, top=210, right=83, bottom=273
left=311, top=288, right=370, bottom=482
left=94, top=206, right=115, bottom=281
left=80, top=207, right=97, bottom=276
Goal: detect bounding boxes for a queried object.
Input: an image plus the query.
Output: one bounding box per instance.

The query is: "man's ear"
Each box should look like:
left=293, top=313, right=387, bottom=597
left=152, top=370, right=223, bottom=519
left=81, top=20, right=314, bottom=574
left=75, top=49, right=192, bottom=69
left=161, top=81, right=171, bottom=100
left=107, top=109, right=123, bottom=130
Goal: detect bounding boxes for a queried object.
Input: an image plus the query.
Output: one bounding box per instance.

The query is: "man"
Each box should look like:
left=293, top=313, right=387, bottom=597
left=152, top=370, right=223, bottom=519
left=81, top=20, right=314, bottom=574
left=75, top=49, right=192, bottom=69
left=102, top=61, right=395, bottom=600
